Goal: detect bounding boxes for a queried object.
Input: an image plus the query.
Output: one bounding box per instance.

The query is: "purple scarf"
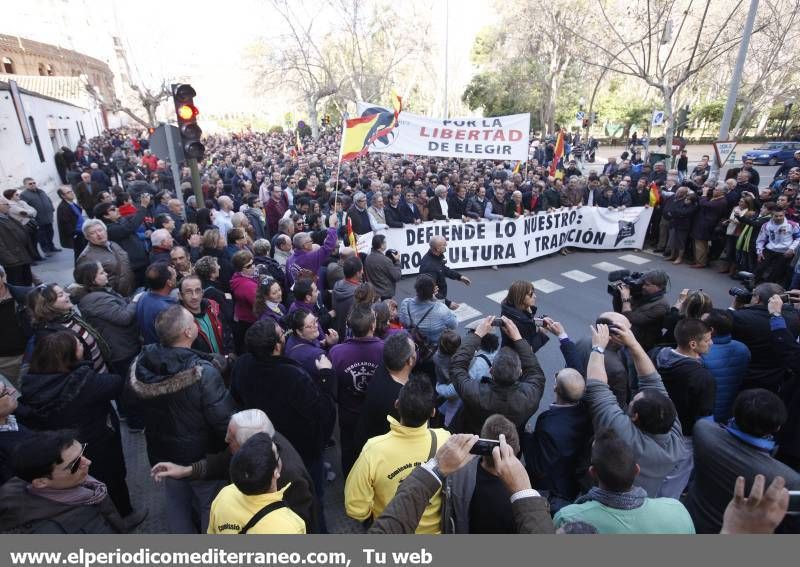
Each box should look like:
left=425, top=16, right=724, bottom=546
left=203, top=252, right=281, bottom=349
left=28, top=475, right=108, bottom=506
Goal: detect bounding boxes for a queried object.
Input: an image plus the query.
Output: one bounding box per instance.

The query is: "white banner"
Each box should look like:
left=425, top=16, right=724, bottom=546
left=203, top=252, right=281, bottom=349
left=354, top=206, right=653, bottom=275
left=356, top=101, right=530, bottom=161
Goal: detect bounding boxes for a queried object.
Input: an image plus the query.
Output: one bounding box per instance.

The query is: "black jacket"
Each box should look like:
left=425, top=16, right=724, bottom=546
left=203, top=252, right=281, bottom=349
left=354, top=366, right=402, bottom=455
left=398, top=201, right=420, bottom=224
left=105, top=208, right=148, bottom=270
left=0, top=423, right=33, bottom=486
left=0, top=478, right=125, bottom=534
left=230, top=353, right=336, bottom=467
left=427, top=197, right=447, bottom=220
left=653, top=348, right=716, bottom=436
left=449, top=333, right=546, bottom=434
left=20, top=364, right=128, bottom=498
left=771, top=317, right=800, bottom=460
left=499, top=303, right=549, bottom=353
left=384, top=204, right=406, bottom=228
left=732, top=304, right=800, bottom=392
left=201, top=248, right=234, bottom=292
left=623, top=292, right=669, bottom=353
left=526, top=403, right=592, bottom=511
left=347, top=206, right=371, bottom=235
left=130, top=345, right=235, bottom=465
left=56, top=200, right=81, bottom=249
left=0, top=215, right=35, bottom=268
left=419, top=250, right=462, bottom=305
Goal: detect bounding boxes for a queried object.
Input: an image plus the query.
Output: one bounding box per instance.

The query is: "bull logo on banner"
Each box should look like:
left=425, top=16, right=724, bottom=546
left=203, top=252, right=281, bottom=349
left=615, top=220, right=636, bottom=246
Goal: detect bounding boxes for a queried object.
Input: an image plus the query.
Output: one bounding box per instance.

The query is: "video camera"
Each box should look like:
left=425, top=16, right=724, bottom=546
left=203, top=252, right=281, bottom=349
left=607, top=270, right=646, bottom=297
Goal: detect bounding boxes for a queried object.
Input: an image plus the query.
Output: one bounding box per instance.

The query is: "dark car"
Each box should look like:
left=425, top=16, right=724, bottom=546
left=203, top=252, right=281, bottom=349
left=742, top=141, right=800, bottom=166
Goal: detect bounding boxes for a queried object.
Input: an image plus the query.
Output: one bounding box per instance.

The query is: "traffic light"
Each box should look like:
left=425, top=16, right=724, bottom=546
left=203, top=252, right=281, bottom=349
left=590, top=112, right=598, bottom=124
left=172, top=83, right=204, bottom=160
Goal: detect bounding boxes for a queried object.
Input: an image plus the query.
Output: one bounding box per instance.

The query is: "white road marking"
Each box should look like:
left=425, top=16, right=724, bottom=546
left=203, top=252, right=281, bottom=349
left=561, top=270, right=596, bottom=283
left=532, top=279, right=564, bottom=294
left=592, top=262, right=625, bottom=272
left=618, top=254, right=651, bottom=265
left=452, top=303, right=482, bottom=323
left=486, top=290, right=507, bottom=304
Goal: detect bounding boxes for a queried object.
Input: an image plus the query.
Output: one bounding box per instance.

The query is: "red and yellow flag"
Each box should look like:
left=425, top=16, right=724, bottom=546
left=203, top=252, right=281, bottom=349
left=296, top=129, right=304, bottom=154
left=346, top=217, right=358, bottom=252
left=648, top=181, right=661, bottom=207
left=341, top=92, right=402, bottom=161
left=513, top=160, right=522, bottom=175
left=549, top=131, right=564, bottom=177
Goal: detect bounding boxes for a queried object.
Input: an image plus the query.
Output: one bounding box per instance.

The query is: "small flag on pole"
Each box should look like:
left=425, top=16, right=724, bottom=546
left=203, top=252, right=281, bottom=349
left=648, top=182, right=661, bottom=207
left=549, top=131, right=564, bottom=177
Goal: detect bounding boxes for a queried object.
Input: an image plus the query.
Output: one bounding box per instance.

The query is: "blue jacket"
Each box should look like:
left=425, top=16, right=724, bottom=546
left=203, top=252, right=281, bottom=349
left=136, top=292, right=178, bottom=345
left=700, top=335, right=750, bottom=423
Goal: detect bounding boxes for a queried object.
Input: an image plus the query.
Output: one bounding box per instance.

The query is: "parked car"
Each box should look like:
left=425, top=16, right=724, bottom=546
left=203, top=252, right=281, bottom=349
left=742, top=141, right=800, bottom=165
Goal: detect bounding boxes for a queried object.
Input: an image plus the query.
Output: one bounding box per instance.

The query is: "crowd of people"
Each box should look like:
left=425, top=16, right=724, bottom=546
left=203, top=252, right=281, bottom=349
left=0, top=126, right=798, bottom=535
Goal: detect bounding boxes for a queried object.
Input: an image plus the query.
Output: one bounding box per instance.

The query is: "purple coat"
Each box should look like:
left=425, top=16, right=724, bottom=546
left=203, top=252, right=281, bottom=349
left=285, top=334, right=326, bottom=377
left=286, top=227, right=338, bottom=288
left=329, top=336, right=384, bottom=417
left=258, top=303, right=286, bottom=325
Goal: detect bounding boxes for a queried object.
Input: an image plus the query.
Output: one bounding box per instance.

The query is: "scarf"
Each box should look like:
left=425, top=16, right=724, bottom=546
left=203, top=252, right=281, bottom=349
left=28, top=475, right=108, bottom=506
left=725, top=419, right=777, bottom=453
left=574, top=486, right=648, bottom=510
left=266, top=301, right=282, bottom=313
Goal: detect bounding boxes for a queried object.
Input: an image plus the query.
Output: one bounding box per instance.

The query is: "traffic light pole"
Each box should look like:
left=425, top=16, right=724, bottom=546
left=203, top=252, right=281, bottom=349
left=711, top=0, right=759, bottom=180
left=188, top=159, right=203, bottom=206
left=163, top=122, right=182, bottom=195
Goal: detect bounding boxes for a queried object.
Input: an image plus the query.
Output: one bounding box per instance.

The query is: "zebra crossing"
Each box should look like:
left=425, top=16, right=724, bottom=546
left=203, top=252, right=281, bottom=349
left=455, top=253, right=654, bottom=326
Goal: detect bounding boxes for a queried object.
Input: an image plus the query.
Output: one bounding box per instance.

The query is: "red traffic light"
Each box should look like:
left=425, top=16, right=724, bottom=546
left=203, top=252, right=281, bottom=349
left=177, top=104, right=198, bottom=121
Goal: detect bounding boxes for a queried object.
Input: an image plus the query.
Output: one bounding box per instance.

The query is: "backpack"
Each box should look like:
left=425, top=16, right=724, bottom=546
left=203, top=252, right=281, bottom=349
left=406, top=303, right=438, bottom=362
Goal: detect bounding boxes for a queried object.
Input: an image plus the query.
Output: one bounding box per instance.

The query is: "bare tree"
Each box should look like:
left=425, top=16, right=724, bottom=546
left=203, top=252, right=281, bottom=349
left=253, top=0, right=341, bottom=139
left=83, top=78, right=171, bottom=129
left=328, top=0, right=433, bottom=105
left=578, top=0, right=755, bottom=153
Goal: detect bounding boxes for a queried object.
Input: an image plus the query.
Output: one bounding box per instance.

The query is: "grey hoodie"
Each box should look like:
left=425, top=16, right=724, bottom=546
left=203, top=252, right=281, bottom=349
left=331, top=279, right=358, bottom=337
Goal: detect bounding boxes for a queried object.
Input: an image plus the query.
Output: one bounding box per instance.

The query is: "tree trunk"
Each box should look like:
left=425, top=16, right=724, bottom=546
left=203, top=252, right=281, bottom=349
left=731, top=100, right=754, bottom=138
left=755, top=112, right=770, bottom=136
left=661, top=85, right=674, bottom=165
left=307, top=97, right=320, bottom=140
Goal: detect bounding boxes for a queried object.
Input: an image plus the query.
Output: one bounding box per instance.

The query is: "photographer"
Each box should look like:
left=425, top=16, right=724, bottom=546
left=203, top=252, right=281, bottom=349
left=364, top=234, right=402, bottom=300
left=731, top=283, right=800, bottom=393
left=616, top=269, right=670, bottom=353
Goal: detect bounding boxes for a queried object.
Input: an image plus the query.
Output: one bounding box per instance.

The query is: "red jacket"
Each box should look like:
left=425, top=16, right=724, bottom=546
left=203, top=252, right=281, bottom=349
left=141, top=154, right=158, bottom=171
left=190, top=299, right=226, bottom=354
left=230, top=272, right=259, bottom=323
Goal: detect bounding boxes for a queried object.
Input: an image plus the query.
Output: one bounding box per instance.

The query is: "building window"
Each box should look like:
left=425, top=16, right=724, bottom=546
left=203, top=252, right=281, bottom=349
left=28, top=116, right=46, bottom=163
left=38, top=63, right=46, bottom=76
left=1, top=57, right=13, bottom=73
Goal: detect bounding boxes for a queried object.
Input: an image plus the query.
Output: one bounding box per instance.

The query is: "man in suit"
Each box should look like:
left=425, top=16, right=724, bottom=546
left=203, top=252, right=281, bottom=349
left=76, top=171, right=100, bottom=217
left=56, top=186, right=87, bottom=259
left=400, top=189, right=421, bottom=224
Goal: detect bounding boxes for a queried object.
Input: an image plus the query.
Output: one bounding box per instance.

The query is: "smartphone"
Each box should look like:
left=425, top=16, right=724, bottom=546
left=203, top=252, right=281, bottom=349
left=789, top=491, right=800, bottom=514
left=469, top=438, right=501, bottom=456
left=490, top=319, right=505, bottom=327
left=533, top=316, right=545, bottom=328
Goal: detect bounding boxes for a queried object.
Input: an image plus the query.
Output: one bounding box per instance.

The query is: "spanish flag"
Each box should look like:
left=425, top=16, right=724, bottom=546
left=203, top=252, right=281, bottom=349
left=340, top=92, right=402, bottom=161
left=649, top=181, right=661, bottom=207
left=513, top=160, right=522, bottom=175
left=346, top=217, right=358, bottom=252
left=549, top=131, right=564, bottom=177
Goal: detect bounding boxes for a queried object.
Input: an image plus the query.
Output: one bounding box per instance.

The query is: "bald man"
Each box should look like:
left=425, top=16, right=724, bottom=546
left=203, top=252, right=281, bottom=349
left=545, top=313, right=632, bottom=407
left=419, top=235, right=470, bottom=310
left=526, top=366, right=593, bottom=510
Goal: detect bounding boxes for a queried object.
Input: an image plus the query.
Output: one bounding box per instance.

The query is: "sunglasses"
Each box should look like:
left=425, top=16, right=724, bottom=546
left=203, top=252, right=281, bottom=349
left=65, top=442, right=88, bottom=475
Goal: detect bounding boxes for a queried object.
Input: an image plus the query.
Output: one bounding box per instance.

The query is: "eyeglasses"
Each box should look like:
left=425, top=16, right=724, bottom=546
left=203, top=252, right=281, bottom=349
left=244, top=262, right=254, bottom=269
left=65, top=442, right=88, bottom=475
left=0, top=386, right=16, bottom=400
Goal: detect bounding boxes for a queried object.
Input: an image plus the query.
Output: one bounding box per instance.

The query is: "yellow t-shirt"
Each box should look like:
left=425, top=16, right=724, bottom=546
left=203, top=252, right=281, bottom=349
left=207, top=483, right=306, bottom=534
left=345, top=417, right=450, bottom=534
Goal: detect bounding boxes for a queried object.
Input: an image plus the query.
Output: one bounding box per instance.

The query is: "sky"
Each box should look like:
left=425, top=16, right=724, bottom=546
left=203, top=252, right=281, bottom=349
left=1, top=0, right=497, bottom=121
